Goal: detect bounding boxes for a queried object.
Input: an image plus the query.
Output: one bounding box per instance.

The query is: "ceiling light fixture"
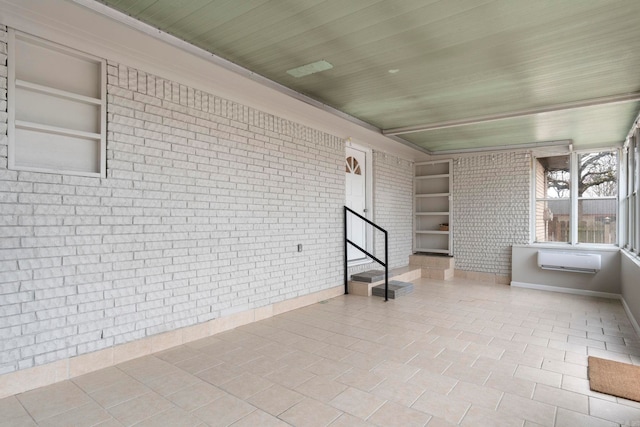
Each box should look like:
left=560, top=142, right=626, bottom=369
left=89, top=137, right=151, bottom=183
left=286, top=60, right=333, bottom=78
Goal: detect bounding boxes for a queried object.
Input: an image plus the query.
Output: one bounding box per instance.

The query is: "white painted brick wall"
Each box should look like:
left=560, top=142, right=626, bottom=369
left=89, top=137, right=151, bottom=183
left=0, top=28, right=348, bottom=374
left=452, top=152, right=530, bottom=276
left=373, top=152, right=414, bottom=269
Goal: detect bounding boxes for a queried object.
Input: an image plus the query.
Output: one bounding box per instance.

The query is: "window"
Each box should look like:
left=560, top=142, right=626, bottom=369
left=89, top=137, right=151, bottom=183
left=534, top=150, right=618, bottom=245
left=8, top=30, right=106, bottom=177
left=622, top=129, right=639, bottom=253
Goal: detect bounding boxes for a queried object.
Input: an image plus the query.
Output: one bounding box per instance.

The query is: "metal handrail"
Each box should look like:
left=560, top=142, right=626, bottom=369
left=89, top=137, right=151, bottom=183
left=344, top=206, right=389, bottom=301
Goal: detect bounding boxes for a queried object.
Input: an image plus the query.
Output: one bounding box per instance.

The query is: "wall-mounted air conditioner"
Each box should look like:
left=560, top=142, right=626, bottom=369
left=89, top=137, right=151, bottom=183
left=537, top=251, right=601, bottom=274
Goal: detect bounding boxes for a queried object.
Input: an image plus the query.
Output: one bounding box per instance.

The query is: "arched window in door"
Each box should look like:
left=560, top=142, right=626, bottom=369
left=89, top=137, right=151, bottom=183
left=346, top=156, right=361, bottom=175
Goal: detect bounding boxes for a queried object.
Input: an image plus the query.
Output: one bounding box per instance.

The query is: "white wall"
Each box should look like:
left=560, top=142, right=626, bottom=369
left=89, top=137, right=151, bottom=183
left=512, top=245, right=621, bottom=295
left=0, top=48, right=351, bottom=374
left=621, top=251, right=640, bottom=333
left=373, top=152, right=414, bottom=269
left=452, top=152, right=531, bottom=277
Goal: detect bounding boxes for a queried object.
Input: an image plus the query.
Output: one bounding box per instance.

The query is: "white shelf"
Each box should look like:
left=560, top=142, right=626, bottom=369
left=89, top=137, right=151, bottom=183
left=415, top=174, right=449, bottom=180
left=414, top=159, right=453, bottom=255
left=16, top=79, right=102, bottom=105
left=416, top=193, right=449, bottom=198
left=414, top=248, right=449, bottom=254
left=15, top=120, right=101, bottom=140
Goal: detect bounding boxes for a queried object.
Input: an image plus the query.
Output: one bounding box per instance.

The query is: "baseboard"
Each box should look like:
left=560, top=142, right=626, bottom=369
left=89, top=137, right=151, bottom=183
left=0, top=284, right=344, bottom=399
left=622, top=297, right=640, bottom=337
left=510, top=281, right=621, bottom=300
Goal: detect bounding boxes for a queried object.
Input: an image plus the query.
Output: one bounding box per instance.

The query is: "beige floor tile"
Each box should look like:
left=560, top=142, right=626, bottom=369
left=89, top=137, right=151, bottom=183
left=560, top=375, right=617, bottom=402
left=265, top=365, right=315, bottom=389
left=313, top=344, right=354, bottom=361
left=246, top=383, right=304, bottom=416
left=289, top=337, right=330, bottom=353
left=408, top=370, right=458, bottom=395
left=329, top=386, right=386, bottom=419
left=448, top=381, right=503, bottom=410
left=155, top=345, right=202, bottom=364
left=93, top=418, right=125, bottom=427
left=305, top=358, right=352, bottom=377
left=459, top=405, right=524, bottom=427
left=72, top=367, right=132, bottom=394
left=371, top=378, right=425, bottom=407
left=173, top=354, right=223, bottom=375
left=472, top=356, right=517, bottom=376
left=340, top=350, right=387, bottom=370
left=17, top=381, right=93, bottom=421
left=411, top=390, right=471, bottom=425
left=555, top=408, right=618, bottom=427
left=532, top=383, right=588, bottom=414
left=195, top=362, right=243, bottom=386
left=88, top=376, right=150, bottom=409
left=541, top=357, right=587, bottom=378
left=165, top=381, right=226, bottom=412
left=328, top=413, right=371, bottom=426
left=485, top=372, right=536, bottom=399
left=372, top=360, right=420, bottom=382
left=0, top=416, right=38, bottom=427
left=295, top=375, right=349, bottom=402
left=3, top=277, right=638, bottom=427
left=0, top=395, right=30, bottom=420
left=117, top=356, right=180, bottom=384
left=589, top=396, right=640, bottom=424
left=220, top=372, right=274, bottom=400
left=192, top=394, right=255, bottom=427
left=276, top=349, right=324, bottom=369
left=216, top=347, right=264, bottom=365
left=425, top=416, right=458, bottom=426
left=497, top=392, right=556, bottom=426
left=230, top=409, right=290, bottom=427
left=132, top=406, right=202, bottom=427
left=322, top=333, right=361, bottom=349
left=408, top=353, right=451, bottom=374
left=145, top=369, right=200, bottom=396
left=514, top=364, right=562, bottom=387
left=442, top=362, right=491, bottom=385
left=368, top=401, right=431, bottom=427
left=336, top=368, right=384, bottom=392
left=37, top=402, right=111, bottom=427
left=279, top=397, right=343, bottom=427
left=107, top=392, right=173, bottom=426
left=240, top=355, right=288, bottom=376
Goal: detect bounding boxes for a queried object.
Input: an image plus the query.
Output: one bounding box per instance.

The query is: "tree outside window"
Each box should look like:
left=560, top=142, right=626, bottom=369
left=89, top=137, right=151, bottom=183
left=535, top=151, right=617, bottom=244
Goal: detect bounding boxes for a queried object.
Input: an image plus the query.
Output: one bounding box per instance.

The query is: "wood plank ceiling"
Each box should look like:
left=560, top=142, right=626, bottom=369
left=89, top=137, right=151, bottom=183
left=97, top=0, right=640, bottom=153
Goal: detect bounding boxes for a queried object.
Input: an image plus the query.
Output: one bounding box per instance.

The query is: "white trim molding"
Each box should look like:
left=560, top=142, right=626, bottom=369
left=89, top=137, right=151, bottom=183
left=510, top=281, right=621, bottom=300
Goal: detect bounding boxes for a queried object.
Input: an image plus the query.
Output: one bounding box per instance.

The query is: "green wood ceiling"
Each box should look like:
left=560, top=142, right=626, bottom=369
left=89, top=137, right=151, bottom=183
left=98, top=0, right=640, bottom=153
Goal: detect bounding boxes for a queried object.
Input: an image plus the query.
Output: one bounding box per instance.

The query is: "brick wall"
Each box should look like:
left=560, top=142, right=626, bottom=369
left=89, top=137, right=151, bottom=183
left=452, top=152, right=530, bottom=276
left=373, top=152, right=413, bottom=269
left=0, top=39, right=347, bottom=374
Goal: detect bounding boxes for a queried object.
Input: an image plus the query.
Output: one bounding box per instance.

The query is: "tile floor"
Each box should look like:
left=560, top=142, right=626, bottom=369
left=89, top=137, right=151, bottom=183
left=2, top=277, right=640, bottom=427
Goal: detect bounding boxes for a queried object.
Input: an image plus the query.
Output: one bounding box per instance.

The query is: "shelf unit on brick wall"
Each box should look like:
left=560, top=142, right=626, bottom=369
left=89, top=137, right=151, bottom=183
left=414, top=159, right=453, bottom=255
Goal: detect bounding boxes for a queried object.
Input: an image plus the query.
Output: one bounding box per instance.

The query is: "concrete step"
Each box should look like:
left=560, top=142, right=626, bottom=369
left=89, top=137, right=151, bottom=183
left=350, top=269, right=385, bottom=283
left=372, top=281, right=414, bottom=299
left=409, top=254, right=455, bottom=280
left=347, top=266, right=421, bottom=296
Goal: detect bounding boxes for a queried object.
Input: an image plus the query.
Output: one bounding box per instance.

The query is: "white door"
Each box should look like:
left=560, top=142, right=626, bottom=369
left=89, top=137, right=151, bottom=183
left=345, top=146, right=367, bottom=262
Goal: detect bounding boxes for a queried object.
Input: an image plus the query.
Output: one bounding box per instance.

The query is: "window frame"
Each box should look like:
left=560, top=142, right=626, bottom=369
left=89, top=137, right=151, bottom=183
left=7, top=29, right=107, bottom=178
left=531, top=148, right=620, bottom=246
left=622, top=128, right=640, bottom=254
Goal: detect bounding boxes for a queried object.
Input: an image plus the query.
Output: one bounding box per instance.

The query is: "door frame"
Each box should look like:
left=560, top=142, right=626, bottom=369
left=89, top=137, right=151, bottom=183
left=346, top=140, right=373, bottom=267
